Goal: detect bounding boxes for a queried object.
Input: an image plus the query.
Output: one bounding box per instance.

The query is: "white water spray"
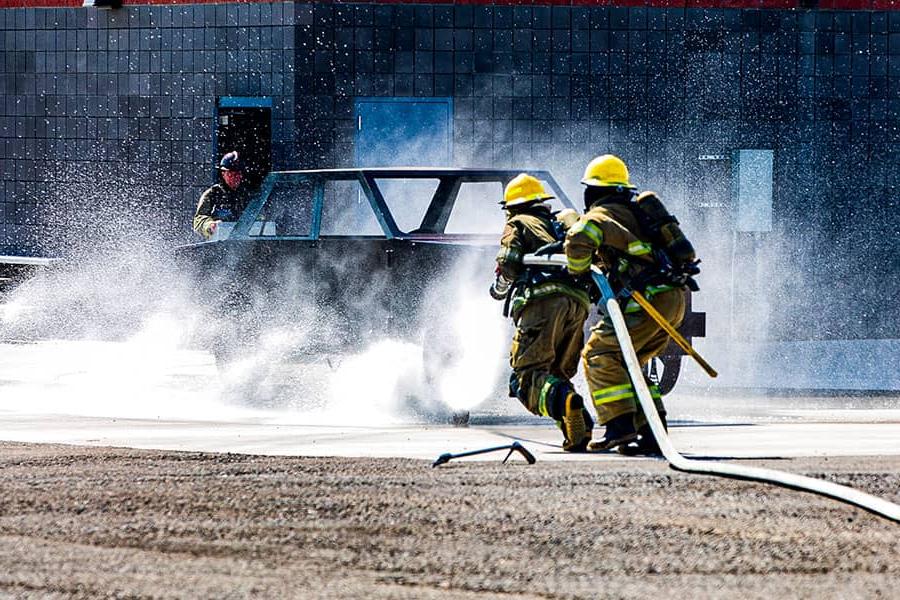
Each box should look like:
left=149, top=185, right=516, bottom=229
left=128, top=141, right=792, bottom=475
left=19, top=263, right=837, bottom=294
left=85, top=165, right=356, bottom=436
left=436, top=293, right=508, bottom=412
left=323, top=339, right=424, bottom=426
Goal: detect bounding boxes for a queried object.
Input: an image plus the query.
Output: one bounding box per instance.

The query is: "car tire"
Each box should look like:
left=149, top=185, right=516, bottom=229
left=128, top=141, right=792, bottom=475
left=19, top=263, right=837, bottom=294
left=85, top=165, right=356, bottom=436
left=646, top=355, right=681, bottom=396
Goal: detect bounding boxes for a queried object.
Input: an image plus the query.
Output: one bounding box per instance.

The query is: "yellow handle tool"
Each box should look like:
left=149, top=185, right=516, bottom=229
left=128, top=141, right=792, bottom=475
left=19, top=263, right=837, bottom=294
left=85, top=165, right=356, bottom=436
left=630, top=290, right=718, bottom=378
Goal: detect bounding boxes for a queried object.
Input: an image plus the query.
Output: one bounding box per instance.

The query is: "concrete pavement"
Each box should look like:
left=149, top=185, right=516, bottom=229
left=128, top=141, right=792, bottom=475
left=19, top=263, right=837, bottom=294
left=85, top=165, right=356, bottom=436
left=0, top=339, right=897, bottom=462
left=1, top=411, right=899, bottom=462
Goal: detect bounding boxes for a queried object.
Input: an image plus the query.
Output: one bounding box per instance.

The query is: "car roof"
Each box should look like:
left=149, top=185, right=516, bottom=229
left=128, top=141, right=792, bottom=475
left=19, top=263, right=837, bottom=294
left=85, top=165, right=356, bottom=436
left=270, top=167, right=554, bottom=179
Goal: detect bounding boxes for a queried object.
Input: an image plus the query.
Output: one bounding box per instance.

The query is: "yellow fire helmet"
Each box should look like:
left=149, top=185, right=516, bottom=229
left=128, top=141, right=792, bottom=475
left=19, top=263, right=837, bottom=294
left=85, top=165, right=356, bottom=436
left=501, top=173, right=555, bottom=208
left=581, top=154, right=637, bottom=189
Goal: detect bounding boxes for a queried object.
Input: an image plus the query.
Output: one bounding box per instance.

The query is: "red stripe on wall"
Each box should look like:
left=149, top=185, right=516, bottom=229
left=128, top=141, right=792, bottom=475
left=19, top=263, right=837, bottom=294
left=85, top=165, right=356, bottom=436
left=0, top=0, right=81, bottom=6
left=0, top=0, right=893, bottom=11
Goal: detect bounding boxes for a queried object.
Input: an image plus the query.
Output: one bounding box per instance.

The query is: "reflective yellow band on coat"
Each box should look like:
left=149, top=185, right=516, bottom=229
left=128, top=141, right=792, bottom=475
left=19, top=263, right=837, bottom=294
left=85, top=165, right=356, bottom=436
left=567, top=254, right=592, bottom=273
left=648, top=384, right=662, bottom=401
left=593, top=391, right=635, bottom=406
left=509, top=282, right=592, bottom=317
left=529, top=282, right=591, bottom=307
left=592, top=383, right=634, bottom=406
left=627, top=241, right=652, bottom=256
left=597, top=383, right=632, bottom=394
left=570, top=220, right=603, bottom=246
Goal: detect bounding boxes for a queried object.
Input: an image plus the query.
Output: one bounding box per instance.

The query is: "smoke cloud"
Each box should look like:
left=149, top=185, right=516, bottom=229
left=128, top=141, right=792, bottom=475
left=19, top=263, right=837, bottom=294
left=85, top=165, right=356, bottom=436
left=0, top=167, right=514, bottom=425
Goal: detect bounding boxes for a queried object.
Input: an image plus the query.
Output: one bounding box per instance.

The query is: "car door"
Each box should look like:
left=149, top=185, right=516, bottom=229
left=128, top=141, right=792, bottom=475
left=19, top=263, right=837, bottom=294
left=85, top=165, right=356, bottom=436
left=311, top=175, right=395, bottom=349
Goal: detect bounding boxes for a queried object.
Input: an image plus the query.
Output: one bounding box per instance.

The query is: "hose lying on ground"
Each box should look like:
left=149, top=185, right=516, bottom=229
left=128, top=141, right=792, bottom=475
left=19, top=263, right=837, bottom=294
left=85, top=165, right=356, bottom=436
left=523, top=255, right=900, bottom=523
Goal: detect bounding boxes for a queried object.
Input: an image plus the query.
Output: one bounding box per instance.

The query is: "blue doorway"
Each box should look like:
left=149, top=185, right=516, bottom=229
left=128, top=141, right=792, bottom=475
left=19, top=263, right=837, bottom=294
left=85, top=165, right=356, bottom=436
left=215, top=96, right=272, bottom=187
left=354, top=98, right=453, bottom=167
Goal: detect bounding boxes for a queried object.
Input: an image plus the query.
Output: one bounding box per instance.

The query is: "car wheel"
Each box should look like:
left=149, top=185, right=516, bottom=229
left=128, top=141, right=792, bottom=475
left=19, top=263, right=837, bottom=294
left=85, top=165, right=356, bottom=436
left=645, top=355, right=681, bottom=396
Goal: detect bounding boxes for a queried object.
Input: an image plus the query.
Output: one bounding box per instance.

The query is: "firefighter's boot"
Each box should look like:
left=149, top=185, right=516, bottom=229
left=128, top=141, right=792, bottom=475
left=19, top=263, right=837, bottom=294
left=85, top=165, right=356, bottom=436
left=560, top=392, right=592, bottom=453
left=618, top=414, right=667, bottom=457
left=588, top=412, right=637, bottom=452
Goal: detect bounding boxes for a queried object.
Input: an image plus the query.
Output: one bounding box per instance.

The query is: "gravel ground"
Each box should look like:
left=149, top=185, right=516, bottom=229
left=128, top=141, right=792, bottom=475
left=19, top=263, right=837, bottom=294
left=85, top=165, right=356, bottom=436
left=0, top=441, right=897, bottom=599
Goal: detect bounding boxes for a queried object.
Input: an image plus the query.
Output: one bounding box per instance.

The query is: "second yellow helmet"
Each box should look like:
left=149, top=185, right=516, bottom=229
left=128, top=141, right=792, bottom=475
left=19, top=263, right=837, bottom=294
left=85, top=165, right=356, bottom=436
left=581, top=154, right=636, bottom=189
left=502, top=173, right=555, bottom=208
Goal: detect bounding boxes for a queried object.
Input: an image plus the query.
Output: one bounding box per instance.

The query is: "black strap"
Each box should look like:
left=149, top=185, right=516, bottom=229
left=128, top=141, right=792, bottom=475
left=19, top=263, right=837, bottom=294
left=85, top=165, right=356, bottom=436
left=503, top=280, right=524, bottom=318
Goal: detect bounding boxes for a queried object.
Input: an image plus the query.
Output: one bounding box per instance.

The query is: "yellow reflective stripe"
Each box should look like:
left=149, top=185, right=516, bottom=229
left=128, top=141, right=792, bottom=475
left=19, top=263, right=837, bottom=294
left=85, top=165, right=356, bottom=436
left=530, top=282, right=589, bottom=301
left=571, top=220, right=603, bottom=246
left=510, top=296, right=526, bottom=315
left=583, top=222, right=603, bottom=245
left=598, top=383, right=632, bottom=393
left=567, top=255, right=592, bottom=273
left=532, top=283, right=569, bottom=297
left=592, top=383, right=634, bottom=405
left=645, top=284, right=674, bottom=296
left=627, top=241, right=652, bottom=256
left=538, top=379, right=553, bottom=417
left=513, top=283, right=586, bottom=317
left=592, top=391, right=635, bottom=405
left=519, top=283, right=591, bottom=312
left=624, top=285, right=676, bottom=314
left=648, top=384, right=661, bottom=400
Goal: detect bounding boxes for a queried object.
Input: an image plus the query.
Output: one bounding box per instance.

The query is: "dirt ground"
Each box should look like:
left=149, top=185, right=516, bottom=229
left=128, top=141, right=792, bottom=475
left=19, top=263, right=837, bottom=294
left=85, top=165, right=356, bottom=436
left=0, top=442, right=897, bottom=599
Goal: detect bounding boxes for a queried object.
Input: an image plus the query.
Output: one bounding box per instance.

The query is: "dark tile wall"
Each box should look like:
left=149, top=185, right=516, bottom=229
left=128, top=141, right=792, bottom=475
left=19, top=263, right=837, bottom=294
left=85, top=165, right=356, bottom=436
left=1, top=2, right=897, bottom=338
left=0, top=3, right=298, bottom=250
left=288, top=3, right=898, bottom=338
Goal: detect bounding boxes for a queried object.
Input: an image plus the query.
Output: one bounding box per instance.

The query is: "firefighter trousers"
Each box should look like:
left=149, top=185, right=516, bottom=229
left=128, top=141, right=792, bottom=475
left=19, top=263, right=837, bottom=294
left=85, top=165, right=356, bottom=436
left=510, top=294, right=589, bottom=418
left=583, top=288, right=686, bottom=426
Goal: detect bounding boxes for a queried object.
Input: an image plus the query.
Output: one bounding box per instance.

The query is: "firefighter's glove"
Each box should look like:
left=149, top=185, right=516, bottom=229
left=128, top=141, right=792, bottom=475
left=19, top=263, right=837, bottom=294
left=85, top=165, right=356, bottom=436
left=680, top=260, right=701, bottom=291
left=681, top=260, right=701, bottom=277
left=666, top=259, right=701, bottom=291
left=490, top=275, right=512, bottom=301
left=534, top=240, right=564, bottom=257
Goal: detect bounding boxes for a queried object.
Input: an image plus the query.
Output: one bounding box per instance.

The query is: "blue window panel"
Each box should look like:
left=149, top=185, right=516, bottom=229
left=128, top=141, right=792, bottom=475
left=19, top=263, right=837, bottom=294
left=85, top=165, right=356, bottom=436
left=354, top=97, right=453, bottom=167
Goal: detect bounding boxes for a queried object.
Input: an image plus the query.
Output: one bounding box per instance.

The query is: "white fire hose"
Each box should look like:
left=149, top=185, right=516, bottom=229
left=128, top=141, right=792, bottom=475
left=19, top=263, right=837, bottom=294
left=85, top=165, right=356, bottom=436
left=524, top=255, right=900, bottom=523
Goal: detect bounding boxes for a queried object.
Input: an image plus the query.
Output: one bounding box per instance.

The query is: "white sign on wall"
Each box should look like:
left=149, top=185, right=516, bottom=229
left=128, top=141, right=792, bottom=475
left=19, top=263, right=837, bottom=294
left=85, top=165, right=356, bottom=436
left=731, top=149, right=774, bottom=233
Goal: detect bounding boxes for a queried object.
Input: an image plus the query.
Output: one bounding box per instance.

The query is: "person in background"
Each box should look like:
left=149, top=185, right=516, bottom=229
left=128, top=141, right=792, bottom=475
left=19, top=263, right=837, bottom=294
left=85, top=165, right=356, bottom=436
left=193, top=151, right=250, bottom=240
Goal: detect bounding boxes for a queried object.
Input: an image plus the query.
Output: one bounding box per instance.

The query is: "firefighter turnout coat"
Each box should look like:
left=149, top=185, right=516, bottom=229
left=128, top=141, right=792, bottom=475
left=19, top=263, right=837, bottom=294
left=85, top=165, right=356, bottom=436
left=497, top=207, right=591, bottom=419
left=564, top=200, right=686, bottom=427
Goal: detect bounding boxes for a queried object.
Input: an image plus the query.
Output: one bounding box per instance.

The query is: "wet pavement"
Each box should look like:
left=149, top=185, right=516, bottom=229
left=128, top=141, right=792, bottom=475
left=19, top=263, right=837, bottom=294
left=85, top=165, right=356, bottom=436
left=0, top=340, right=898, bottom=462
left=1, top=412, right=899, bottom=463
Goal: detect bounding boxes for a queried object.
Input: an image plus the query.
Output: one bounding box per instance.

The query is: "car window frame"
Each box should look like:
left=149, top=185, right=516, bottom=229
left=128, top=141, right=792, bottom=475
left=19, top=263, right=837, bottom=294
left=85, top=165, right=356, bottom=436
left=228, top=169, right=573, bottom=241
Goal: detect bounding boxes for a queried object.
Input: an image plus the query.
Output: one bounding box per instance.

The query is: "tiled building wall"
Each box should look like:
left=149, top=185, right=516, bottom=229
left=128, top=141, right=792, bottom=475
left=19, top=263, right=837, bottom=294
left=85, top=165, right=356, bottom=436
left=1, top=2, right=898, bottom=338
left=290, top=3, right=899, bottom=338
left=0, top=3, right=298, bottom=251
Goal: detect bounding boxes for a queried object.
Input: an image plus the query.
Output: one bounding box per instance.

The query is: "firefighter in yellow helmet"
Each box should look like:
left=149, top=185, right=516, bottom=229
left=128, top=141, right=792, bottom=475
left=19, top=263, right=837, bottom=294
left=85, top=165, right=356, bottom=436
left=491, top=173, right=594, bottom=452
left=564, top=155, right=687, bottom=455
